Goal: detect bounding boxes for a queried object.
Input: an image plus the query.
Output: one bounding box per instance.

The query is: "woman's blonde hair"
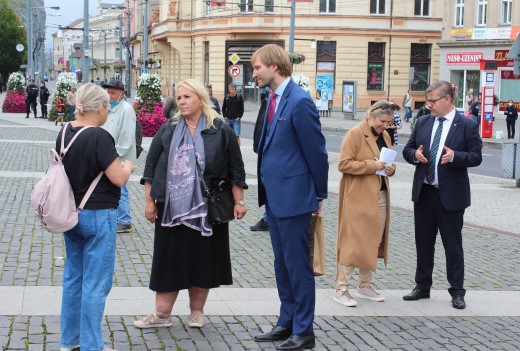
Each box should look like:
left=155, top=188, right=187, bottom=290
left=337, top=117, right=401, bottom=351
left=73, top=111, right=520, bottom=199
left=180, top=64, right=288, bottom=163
left=366, top=100, right=399, bottom=120
left=173, top=79, right=223, bottom=128
left=75, top=83, right=109, bottom=115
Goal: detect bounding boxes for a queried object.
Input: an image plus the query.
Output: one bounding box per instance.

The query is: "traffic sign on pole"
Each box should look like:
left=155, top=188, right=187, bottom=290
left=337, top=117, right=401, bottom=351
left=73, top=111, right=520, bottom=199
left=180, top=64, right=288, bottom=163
left=228, top=65, right=240, bottom=77
left=141, top=68, right=148, bottom=75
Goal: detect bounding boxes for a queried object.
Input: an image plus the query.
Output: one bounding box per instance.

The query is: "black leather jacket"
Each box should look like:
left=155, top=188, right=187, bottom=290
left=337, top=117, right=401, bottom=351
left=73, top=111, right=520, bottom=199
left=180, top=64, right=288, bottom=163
left=26, top=85, right=39, bottom=101
left=141, top=117, right=247, bottom=202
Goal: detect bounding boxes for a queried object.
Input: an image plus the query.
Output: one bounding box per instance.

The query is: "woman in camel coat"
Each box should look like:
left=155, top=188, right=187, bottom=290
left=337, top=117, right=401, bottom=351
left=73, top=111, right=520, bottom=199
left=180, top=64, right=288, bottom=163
left=334, top=100, right=398, bottom=308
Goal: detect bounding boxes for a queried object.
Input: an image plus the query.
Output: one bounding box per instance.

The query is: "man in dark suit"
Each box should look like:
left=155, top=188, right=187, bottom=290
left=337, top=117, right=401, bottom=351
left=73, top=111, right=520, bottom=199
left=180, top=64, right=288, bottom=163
left=251, top=44, right=328, bottom=351
left=402, top=81, right=482, bottom=310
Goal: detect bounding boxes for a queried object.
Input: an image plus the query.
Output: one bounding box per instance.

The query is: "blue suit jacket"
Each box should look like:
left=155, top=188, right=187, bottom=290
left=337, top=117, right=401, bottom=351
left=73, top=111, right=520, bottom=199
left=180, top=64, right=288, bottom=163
left=257, top=80, right=328, bottom=218
left=402, top=110, right=482, bottom=211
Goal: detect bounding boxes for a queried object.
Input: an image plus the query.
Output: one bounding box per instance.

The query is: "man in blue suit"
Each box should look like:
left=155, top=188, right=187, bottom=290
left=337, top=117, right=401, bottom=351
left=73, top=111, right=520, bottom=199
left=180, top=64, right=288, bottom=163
left=251, top=44, right=328, bottom=351
left=402, top=81, right=482, bottom=310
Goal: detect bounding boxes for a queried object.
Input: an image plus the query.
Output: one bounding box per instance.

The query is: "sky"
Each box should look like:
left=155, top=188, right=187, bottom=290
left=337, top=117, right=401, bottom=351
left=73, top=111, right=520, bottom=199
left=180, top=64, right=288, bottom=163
left=44, top=0, right=122, bottom=48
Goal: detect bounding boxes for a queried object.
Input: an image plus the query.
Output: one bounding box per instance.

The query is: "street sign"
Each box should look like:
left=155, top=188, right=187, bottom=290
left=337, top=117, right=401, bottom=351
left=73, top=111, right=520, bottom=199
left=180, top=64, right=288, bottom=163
left=141, top=68, right=148, bottom=75
left=229, top=53, right=240, bottom=64
left=228, top=65, right=240, bottom=77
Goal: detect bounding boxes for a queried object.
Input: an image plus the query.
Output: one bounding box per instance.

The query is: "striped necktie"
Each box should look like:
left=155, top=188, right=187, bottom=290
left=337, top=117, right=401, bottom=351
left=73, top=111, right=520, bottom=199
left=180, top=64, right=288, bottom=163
left=426, top=117, right=446, bottom=184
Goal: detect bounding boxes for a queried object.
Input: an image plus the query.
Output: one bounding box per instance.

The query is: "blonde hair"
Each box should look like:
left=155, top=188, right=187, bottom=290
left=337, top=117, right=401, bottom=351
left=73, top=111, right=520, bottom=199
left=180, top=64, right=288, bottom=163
left=75, top=83, right=109, bottom=115
left=366, top=100, right=398, bottom=120
left=173, top=79, right=223, bottom=128
left=251, top=44, right=292, bottom=78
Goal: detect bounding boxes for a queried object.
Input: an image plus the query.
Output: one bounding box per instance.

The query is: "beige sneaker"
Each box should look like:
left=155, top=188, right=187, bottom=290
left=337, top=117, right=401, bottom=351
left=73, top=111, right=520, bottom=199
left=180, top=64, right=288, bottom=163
left=333, top=289, right=357, bottom=307
left=60, top=345, right=79, bottom=351
left=188, top=310, right=205, bottom=328
left=133, top=313, right=172, bottom=329
left=356, top=286, right=385, bottom=302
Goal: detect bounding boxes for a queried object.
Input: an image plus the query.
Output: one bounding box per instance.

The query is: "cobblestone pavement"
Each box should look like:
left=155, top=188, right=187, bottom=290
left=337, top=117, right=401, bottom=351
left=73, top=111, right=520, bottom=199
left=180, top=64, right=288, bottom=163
left=0, top=114, right=519, bottom=350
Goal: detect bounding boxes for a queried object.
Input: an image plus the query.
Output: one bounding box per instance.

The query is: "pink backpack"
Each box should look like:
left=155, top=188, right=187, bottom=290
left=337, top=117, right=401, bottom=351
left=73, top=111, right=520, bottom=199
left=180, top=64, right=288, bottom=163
left=30, top=123, right=103, bottom=233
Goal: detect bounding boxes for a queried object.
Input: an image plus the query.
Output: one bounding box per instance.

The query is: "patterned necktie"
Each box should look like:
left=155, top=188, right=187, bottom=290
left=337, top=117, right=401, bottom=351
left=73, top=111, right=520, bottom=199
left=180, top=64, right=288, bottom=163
left=267, top=93, right=277, bottom=125
left=426, top=117, right=446, bottom=184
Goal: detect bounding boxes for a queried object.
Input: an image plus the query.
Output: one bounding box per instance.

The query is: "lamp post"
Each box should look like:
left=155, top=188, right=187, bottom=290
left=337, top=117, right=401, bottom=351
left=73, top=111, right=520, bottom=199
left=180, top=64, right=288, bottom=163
left=28, top=5, right=60, bottom=80
left=143, top=0, right=149, bottom=69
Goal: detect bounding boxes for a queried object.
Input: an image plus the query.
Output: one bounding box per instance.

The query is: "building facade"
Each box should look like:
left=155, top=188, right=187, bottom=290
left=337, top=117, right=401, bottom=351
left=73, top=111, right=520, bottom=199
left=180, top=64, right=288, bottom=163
left=438, top=0, right=519, bottom=110
left=144, top=0, right=445, bottom=109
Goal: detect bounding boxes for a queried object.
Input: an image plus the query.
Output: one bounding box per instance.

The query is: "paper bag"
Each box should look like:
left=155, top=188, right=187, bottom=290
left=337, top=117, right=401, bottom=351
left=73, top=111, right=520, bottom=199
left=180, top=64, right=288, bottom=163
left=310, top=214, right=325, bottom=276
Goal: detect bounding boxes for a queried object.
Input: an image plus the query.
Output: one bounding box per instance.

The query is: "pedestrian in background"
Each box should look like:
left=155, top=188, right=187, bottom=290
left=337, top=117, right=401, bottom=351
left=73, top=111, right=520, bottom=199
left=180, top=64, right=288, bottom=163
left=222, top=83, right=244, bottom=145
left=25, top=79, right=38, bottom=119
left=102, top=79, right=137, bottom=234
left=465, top=91, right=473, bottom=112
left=385, top=103, right=402, bottom=146
left=334, top=100, right=397, bottom=308
left=469, top=96, right=480, bottom=124
left=39, top=81, right=50, bottom=119
left=66, top=86, right=77, bottom=122
left=55, top=96, right=66, bottom=126
left=403, top=89, right=412, bottom=122
left=250, top=86, right=270, bottom=232
left=505, top=100, right=518, bottom=139
left=134, top=79, right=247, bottom=330
left=163, top=95, right=178, bottom=119
left=251, top=44, right=328, bottom=351
left=58, top=83, right=135, bottom=351
left=205, top=83, right=221, bottom=115
left=402, top=81, right=482, bottom=310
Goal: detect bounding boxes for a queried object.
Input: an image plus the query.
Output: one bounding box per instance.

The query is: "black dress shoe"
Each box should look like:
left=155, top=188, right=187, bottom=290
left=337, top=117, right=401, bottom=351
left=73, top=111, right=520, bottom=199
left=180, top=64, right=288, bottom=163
left=250, top=218, right=269, bottom=231
left=276, top=334, right=315, bottom=351
left=254, top=326, right=292, bottom=342
left=452, top=295, right=466, bottom=309
left=403, top=289, right=430, bottom=301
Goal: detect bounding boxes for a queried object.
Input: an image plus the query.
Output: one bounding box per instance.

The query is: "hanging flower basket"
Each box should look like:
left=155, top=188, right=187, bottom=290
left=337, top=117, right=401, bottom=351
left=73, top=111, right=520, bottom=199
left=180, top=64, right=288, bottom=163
left=288, top=52, right=306, bottom=64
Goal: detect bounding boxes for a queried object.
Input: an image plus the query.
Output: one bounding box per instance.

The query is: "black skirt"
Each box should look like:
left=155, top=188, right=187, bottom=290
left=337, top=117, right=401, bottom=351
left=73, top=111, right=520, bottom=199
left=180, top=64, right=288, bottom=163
left=149, top=202, right=233, bottom=292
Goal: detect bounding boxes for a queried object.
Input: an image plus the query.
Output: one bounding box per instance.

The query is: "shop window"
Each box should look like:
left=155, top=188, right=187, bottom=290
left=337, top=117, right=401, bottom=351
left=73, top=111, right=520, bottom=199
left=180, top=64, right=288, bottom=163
left=410, top=44, right=431, bottom=91
left=319, top=0, right=336, bottom=13
left=501, top=0, right=512, bottom=24
left=240, top=0, right=253, bottom=13
left=476, top=0, right=487, bottom=26
left=414, top=0, right=430, bottom=16
left=370, top=0, right=385, bottom=15
left=265, top=0, right=274, bottom=13
left=367, top=42, right=385, bottom=91
left=454, top=0, right=464, bottom=27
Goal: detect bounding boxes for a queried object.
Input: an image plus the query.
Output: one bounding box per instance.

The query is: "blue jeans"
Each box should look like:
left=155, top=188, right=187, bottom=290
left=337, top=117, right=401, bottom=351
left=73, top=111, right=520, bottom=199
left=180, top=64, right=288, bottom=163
left=225, top=118, right=241, bottom=136
left=118, top=183, right=131, bottom=225
left=61, top=208, right=117, bottom=351
left=404, top=107, right=412, bottom=121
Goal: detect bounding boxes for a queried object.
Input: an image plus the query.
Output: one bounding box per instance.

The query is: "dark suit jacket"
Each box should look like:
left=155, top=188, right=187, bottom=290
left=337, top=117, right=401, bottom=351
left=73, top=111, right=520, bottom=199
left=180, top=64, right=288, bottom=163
left=402, top=110, right=482, bottom=211
left=257, top=80, right=328, bottom=218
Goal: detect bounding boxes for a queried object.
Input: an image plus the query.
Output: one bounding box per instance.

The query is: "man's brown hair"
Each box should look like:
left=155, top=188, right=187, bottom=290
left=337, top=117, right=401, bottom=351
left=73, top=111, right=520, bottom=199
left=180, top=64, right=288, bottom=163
left=251, top=44, right=292, bottom=78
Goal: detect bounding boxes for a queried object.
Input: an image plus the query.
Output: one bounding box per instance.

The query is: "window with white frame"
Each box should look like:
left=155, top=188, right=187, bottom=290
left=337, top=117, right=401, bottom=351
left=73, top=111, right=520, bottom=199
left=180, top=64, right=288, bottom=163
left=239, top=0, right=253, bottom=13
left=414, top=0, right=430, bottom=16
left=501, top=0, right=512, bottom=24
left=370, top=0, right=385, bottom=15
left=265, top=0, right=274, bottom=13
left=476, top=0, right=487, bottom=26
left=320, top=0, right=336, bottom=13
left=454, top=0, right=464, bottom=27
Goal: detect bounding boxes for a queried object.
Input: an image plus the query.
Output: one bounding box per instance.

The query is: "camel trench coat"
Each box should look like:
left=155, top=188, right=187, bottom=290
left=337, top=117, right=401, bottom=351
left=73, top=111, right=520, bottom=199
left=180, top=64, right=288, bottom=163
left=335, top=119, right=392, bottom=272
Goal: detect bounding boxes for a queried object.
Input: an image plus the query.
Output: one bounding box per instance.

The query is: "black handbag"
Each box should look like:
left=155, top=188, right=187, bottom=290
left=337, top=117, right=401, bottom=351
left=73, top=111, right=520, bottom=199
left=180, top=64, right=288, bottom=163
left=195, top=162, right=235, bottom=225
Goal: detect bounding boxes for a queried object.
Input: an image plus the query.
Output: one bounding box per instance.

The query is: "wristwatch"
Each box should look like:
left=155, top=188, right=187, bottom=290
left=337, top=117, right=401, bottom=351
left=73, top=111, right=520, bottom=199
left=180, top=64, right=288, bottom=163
left=235, top=199, right=245, bottom=206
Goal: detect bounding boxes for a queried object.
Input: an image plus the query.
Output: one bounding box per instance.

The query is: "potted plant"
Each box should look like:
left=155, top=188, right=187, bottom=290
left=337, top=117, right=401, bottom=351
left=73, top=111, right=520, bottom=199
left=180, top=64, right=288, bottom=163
left=133, top=74, right=167, bottom=136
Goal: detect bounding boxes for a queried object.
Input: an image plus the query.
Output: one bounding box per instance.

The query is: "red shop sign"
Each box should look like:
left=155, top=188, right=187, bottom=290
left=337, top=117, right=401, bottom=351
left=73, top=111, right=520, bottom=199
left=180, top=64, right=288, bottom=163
left=446, top=52, right=483, bottom=64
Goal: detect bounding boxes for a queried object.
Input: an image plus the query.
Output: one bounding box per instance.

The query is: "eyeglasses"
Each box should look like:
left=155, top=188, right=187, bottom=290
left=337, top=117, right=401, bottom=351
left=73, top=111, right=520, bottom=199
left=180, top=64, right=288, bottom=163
left=371, top=103, right=399, bottom=113
left=426, top=95, right=447, bottom=105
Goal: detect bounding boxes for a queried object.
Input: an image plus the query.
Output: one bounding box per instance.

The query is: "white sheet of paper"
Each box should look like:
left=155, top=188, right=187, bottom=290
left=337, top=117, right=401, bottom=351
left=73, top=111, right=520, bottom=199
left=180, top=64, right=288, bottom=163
left=376, top=147, right=397, bottom=176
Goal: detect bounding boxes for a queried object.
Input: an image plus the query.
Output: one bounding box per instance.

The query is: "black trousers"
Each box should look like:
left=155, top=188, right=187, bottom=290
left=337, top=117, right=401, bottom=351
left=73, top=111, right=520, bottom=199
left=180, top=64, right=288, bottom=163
left=413, top=185, right=465, bottom=297
left=41, top=101, right=48, bottom=117
left=506, top=120, right=515, bottom=139
left=26, top=99, right=37, bottom=116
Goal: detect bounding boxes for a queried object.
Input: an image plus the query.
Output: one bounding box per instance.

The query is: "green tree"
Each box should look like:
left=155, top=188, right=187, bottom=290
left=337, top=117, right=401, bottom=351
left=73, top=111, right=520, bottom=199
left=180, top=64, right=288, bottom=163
left=0, top=0, right=26, bottom=81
